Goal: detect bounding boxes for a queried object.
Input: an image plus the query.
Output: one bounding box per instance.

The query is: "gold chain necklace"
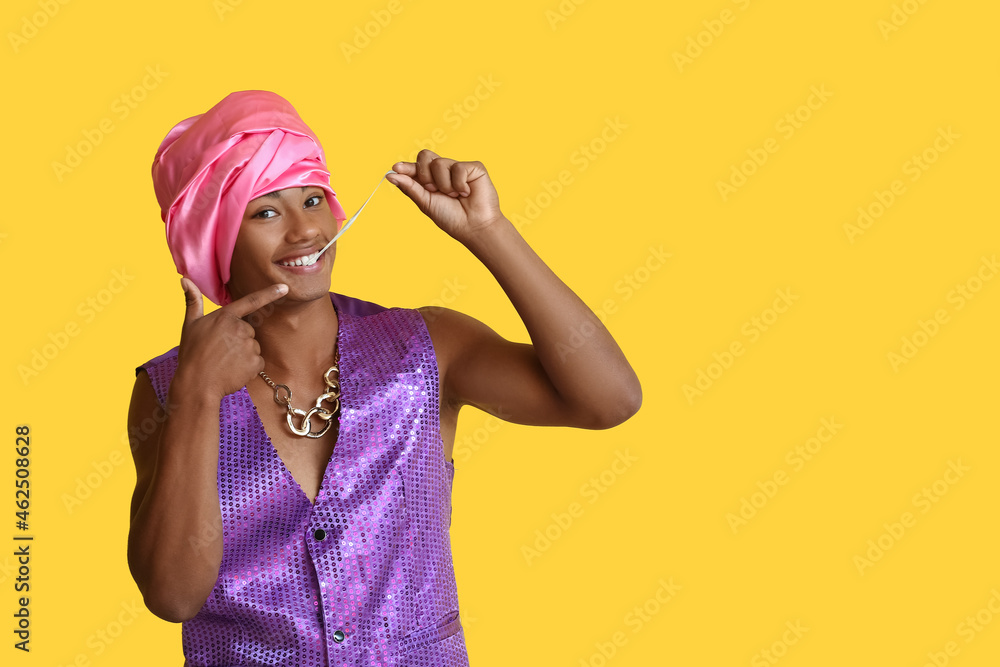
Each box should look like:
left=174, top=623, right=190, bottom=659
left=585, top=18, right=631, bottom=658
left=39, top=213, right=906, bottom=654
left=257, top=346, right=341, bottom=439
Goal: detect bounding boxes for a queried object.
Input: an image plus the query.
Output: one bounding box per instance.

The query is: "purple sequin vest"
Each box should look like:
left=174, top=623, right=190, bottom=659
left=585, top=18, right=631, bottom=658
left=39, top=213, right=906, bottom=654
left=137, top=293, right=469, bottom=666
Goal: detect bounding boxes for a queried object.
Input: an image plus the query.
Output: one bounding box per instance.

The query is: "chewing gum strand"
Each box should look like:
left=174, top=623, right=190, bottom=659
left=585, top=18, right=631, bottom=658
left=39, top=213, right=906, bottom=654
left=313, top=170, right=396, bottom=261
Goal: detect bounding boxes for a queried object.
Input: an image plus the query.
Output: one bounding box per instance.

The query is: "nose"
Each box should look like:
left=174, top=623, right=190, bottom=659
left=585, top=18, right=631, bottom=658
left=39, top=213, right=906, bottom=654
left=283, top=206, right=325, bottom=245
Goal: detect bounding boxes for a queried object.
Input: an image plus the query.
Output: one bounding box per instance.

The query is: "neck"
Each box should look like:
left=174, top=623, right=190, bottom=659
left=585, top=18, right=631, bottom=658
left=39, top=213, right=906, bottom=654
left=252, top=293, right=340, bottom=375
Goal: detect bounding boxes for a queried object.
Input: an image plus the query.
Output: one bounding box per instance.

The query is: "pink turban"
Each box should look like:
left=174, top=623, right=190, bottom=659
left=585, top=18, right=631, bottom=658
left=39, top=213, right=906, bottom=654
left=151, top=90, right=347, bottom=305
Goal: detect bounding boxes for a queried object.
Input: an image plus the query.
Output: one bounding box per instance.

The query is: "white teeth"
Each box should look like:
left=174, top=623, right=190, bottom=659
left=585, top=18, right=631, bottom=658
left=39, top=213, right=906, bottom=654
left=280, top=252, right=319, bottom=267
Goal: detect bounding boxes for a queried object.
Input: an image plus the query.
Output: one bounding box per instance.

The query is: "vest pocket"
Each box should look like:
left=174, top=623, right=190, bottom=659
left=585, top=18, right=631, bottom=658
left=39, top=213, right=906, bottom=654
left=390, top=610, right=463, bottom=655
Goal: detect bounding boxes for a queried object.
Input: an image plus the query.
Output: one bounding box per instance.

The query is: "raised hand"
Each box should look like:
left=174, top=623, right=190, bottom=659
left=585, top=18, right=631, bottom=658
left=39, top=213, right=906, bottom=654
left=176, top=277, right=288, bottom=399
left=387, top=150, right=504, bottom=243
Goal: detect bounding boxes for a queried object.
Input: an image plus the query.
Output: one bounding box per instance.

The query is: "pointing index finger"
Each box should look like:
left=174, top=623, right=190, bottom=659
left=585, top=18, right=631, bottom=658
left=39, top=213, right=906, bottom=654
left=224, top=284, right=289, bottom=319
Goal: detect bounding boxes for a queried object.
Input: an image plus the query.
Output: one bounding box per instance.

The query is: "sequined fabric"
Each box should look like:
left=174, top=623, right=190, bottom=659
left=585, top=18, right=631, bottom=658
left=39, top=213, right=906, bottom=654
left=137, top=293, right=469, bottom=666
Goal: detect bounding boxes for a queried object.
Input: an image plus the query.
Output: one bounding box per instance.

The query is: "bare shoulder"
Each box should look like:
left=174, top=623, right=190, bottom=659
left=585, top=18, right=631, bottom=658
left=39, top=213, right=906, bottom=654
left=414, top=304, right=552, bottom=423
left=417, top=305, right=502, bottom=345
left=417, top=305, right=506, bottom=368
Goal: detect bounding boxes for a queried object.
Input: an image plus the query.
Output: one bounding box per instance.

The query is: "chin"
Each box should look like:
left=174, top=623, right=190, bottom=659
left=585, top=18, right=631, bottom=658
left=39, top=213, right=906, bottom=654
left=289, top=280, right=333, bottom=302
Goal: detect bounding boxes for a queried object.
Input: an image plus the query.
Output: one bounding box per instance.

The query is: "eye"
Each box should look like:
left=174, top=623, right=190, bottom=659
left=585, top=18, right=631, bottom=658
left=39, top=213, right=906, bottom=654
left=253, top=208, right=278, bottom=220
left=304, top=194, right=323, bottom=208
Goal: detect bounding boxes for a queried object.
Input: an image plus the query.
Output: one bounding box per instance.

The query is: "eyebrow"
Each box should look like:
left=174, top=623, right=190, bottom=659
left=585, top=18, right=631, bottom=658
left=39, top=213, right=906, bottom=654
left=262, top=186, right=309, bottom=199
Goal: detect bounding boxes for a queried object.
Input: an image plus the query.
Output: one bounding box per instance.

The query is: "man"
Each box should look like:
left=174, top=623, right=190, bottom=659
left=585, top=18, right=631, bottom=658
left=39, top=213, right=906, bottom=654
left=127, top=90, right=640, bottom=665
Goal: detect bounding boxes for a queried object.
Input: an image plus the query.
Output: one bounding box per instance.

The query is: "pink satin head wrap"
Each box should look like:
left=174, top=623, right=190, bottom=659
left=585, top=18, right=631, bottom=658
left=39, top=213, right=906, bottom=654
left=151, top=90, right=347, bottom=306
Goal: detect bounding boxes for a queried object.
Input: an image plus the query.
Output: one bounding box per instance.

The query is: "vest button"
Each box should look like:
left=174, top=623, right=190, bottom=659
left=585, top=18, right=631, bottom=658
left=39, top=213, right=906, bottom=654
left=333, top=629, right=345, bottom=643
left=313, top=529, right=326, bottom=541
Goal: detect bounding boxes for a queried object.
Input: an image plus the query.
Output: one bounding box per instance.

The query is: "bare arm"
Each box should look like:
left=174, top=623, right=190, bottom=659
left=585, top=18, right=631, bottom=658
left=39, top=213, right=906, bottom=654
left=127, top=370, right=224, bottom=622
left=391, top=152, right=642, bottom=430
left=126, top=279, right=288, bottom=622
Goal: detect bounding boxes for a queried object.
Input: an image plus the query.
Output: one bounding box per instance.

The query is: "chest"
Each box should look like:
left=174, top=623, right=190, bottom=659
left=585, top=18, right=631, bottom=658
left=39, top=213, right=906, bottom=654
left=246, top=378, right=338, bottom=504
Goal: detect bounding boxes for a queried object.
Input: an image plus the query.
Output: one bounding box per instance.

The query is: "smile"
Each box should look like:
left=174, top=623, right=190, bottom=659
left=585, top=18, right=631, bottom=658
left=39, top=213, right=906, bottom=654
left=277, top=252, right=321, bottom=267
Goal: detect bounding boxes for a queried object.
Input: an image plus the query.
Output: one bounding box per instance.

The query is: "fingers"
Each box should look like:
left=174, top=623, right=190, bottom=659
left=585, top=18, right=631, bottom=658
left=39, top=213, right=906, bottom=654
left=385, top=172, right=434, bottom=212
left=392, top=151, right=478, bottom=198
left=225, top=283, right=289, bottom=319
left=448, top=161, right=471, bottom=198
left=414, top=149, right=441, bottom=192
left=181, top=277, right=204, bottom=324
left=390, top=161, right=417, bottom=177
left=429, top=159, right=457, bottom=197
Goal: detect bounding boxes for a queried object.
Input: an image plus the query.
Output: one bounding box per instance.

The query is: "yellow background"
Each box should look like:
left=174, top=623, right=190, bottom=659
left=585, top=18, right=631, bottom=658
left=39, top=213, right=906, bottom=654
left=3, top=0, right=999, bottom=664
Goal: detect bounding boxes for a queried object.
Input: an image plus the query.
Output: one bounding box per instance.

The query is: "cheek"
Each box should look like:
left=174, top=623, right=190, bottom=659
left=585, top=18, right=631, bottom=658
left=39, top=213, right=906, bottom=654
left=227, top=231, right=266, bottom=287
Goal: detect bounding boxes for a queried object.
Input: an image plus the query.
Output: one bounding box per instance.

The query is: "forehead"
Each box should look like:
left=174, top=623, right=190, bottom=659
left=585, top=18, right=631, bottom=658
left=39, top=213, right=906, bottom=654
left=254, top=185, right=313, bottom=202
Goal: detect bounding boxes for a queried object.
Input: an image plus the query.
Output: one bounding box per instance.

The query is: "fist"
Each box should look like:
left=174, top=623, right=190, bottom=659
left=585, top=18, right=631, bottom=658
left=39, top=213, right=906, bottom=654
left=386, top=150, right=504, bottom=243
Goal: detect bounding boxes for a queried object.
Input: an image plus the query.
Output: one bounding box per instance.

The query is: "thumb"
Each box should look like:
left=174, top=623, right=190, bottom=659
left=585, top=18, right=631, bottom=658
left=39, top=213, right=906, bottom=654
left=386, top=172, right=434, bottom=215
left=180, top=277, right=204, bottom=324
